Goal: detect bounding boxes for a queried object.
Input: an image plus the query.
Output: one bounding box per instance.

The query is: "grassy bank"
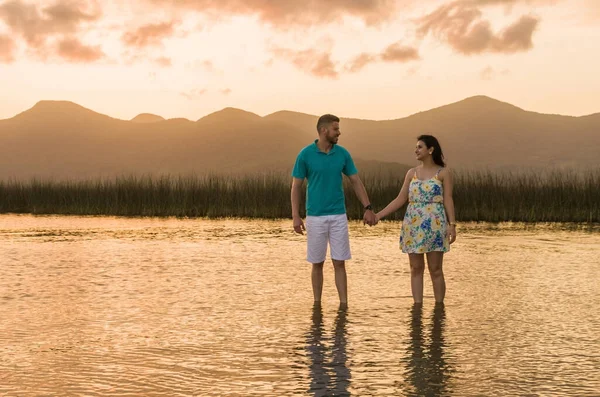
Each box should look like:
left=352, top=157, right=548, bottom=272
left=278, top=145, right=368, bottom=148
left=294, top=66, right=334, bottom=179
left=0, top=170, right=598, bottom=222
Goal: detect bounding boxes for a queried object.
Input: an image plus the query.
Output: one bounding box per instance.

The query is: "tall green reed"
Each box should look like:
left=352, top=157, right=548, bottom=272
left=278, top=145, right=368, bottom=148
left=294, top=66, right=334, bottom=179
left=0, top=169, right=597, bottom=222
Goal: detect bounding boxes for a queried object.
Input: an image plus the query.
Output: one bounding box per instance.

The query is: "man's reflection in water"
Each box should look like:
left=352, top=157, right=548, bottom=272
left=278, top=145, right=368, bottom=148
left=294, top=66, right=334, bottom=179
left=403, top=303, right=453, bottom=397
left=306, top=303, right=351, bottom=396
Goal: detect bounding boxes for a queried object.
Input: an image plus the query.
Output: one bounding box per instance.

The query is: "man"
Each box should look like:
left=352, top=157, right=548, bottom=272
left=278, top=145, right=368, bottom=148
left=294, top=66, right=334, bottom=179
left=291, top=114, right=377, bottom=305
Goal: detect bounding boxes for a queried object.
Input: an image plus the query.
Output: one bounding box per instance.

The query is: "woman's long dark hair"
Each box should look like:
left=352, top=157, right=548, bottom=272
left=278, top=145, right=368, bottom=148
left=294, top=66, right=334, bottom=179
left=417, top=134, right=445, bottom=167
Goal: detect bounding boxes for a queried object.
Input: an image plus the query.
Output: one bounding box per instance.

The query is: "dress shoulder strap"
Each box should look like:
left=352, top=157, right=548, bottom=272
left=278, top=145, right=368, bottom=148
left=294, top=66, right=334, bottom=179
left=435, top=167, right=444, bottom=177
left=412, top=167, right=419, bottom=179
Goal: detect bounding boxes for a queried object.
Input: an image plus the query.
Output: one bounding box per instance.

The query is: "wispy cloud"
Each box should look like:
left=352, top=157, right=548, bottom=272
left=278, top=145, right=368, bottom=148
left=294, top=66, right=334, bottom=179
left=480, top=65, right=510, bottom=79
left=180, top=88, right=208, bottom=100
left=154, top=56, right=171, bottom=67
left=344, top=42, right=420, bottom=73
left=0, top=34, right=15, bottom=62
left=122, top=21, right=177, bottom=48
left=56, top=37, right=104, bottom=62
left=146, top=0, right=397, bottom=27
left=0, top=0, right=101, bottom=48
left=271, top=47, right=338, bottom=78
left=381, top=42, right=420, bottom=62
left=346, top=53, right=377, bottom=73
left=416, top=0, right=539, bottom=54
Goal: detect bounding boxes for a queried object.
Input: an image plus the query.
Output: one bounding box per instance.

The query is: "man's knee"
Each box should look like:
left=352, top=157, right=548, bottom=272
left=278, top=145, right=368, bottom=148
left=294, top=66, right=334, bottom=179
left=332, top=259, right=345, bottom=269
left=312, top=261, right=325, bottom=269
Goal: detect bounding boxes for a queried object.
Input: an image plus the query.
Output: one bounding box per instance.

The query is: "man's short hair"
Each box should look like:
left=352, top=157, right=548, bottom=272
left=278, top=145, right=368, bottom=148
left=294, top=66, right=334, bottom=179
left=316, top=114, right=340, bottom=133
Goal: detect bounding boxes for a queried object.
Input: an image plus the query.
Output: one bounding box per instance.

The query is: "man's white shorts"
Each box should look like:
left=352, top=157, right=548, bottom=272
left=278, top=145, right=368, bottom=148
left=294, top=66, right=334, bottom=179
left=305, top=214, right=351, bottom=263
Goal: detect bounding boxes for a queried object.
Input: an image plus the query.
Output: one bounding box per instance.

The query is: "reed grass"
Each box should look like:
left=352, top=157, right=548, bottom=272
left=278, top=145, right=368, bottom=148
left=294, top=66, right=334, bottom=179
left=0, top=169, right=598, bottom=222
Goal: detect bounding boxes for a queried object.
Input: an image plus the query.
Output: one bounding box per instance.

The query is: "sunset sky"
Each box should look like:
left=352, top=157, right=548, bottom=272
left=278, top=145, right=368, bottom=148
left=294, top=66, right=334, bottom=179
left=0, top=0, right=598, bottom=121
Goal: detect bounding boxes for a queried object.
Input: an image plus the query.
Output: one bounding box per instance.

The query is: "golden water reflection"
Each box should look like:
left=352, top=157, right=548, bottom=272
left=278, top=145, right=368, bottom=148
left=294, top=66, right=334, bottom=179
left=0, top=215, right=598, bottom=396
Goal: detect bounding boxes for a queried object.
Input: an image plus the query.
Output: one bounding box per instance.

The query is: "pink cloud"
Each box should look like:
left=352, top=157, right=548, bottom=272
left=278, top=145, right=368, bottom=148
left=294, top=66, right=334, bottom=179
left=380, top=42, right=420, bottom=62
left=344, top=42, right=420, bottom=73
left=272, top=47, right=338, bottom=78
left=0, top=0, right=100, bottom=48
left=416, top=0, right=539, bottom=54
left=154, top=56, right=171, bottom=67
left=346, top=53, right=377, bottom=73
left=0, top=34, right=16, bottom=62
left=181, top=88, right=208, bottom=100
left=122, top=21, right=177, bottom=48
left=56, top=37, right=104, bottom=62
left=146, top=0, right=397, bottom=26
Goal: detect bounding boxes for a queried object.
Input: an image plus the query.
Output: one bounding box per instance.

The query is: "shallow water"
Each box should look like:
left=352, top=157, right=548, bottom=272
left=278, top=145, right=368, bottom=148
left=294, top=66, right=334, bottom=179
left=0, top=215, right=598, bottom=396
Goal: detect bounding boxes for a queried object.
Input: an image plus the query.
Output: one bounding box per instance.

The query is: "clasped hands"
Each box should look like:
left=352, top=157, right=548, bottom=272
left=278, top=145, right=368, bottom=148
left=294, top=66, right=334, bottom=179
left=363, top=210, right=378, bottom=226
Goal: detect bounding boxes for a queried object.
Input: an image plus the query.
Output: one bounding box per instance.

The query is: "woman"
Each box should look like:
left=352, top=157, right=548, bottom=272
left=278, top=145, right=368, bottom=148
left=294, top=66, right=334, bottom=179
left=376, top=135, right=457, bottom=304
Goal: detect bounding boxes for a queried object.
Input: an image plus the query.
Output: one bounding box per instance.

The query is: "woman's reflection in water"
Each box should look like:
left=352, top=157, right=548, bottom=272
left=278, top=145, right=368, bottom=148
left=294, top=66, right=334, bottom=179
left=306, top=303, right=351, bottom=396
left=403, top=303, right=453, bottom=397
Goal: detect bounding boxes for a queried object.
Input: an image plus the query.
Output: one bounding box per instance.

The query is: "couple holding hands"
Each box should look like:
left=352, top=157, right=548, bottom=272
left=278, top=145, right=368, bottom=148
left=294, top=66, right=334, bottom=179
left=291, top=114, right=457, bottom=306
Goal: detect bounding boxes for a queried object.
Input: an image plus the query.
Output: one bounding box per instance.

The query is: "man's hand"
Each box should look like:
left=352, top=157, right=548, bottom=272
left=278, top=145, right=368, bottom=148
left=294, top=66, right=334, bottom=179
left=363, top=210, right=377, bottom=226
left=293, top=217, right=306, bottom=234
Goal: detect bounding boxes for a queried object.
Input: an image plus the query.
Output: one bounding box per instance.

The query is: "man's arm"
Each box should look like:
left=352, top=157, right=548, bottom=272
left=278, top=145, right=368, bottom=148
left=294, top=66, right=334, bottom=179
left=291, top=177, right=305, bottom=234
left=347, top=173, right=376, bottom=225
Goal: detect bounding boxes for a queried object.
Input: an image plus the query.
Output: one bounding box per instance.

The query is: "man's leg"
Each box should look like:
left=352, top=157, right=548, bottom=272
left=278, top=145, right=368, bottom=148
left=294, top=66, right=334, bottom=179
left=426, top=252, right=446, bottom=303
left=332, top=260, right=347, bottom=304
left=408, top=253, right=426, bottom=304
left=312, top=262, right=325, bottom=303
left=306, top=216, right=328, bottom=303
left=330, top=215, right=351, bottom=305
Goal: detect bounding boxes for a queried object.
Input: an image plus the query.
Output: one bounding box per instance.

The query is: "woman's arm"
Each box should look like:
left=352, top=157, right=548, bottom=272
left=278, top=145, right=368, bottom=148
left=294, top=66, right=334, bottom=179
left=441, top=168, right=457, bottom=243
left=376, top=168, right=414, bottom=221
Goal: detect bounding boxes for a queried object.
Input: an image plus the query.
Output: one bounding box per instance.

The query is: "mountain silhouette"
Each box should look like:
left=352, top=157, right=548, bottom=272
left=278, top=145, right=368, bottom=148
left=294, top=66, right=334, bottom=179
left=0, top=96, right=597, bottom=180
left=131, top=113, right=165, bottom=123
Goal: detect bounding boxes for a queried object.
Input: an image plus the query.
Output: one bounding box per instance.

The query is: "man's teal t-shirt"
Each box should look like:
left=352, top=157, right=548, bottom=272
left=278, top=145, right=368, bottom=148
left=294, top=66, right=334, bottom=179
left=292, top=140, right=358, bottom=216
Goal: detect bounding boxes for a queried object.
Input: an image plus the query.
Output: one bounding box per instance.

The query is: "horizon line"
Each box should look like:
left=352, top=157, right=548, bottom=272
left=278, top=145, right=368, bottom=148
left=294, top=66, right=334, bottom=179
left=2, top=94, right=599, bottom=123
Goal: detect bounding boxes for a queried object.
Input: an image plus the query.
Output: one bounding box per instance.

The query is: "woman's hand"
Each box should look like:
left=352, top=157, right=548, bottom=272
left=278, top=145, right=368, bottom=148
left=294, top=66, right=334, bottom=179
left=447, top=224, right=457, bottom=244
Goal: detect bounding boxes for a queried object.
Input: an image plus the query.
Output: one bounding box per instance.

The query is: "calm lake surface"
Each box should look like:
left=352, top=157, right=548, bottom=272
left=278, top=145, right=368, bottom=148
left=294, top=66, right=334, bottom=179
left=0, top=215, right=598, bottom=396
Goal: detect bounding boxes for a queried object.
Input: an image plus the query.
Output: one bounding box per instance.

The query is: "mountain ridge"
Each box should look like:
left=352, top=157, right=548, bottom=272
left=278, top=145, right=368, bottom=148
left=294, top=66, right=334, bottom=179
left=0, top=95, right=598, bottom=180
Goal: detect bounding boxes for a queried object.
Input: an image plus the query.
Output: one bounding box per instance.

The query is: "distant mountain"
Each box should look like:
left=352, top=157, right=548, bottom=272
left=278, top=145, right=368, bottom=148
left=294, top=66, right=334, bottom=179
left=131, top=113, right=165, bottom=123
left=0, top=96, right=598, bottom=180
left=197, top=107, right=261, bottom=124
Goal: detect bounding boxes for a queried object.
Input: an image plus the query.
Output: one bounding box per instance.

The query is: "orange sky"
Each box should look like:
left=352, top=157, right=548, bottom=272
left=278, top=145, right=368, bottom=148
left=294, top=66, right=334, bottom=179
left=0, top=0, right=599, bottom=121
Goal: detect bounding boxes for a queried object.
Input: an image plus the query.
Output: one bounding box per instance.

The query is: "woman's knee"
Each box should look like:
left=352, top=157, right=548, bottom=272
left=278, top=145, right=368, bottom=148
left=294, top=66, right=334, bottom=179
left=428, top=263, right=444, bottom=278
left=409, top=261, right=425, bottom=275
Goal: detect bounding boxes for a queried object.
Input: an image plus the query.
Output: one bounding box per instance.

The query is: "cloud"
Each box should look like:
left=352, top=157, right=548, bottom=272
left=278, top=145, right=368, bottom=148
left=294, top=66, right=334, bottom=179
left=146, top=0, right=397, bottom=27
left=346, top=53, right=377, bottom=73
left=416, top=0, right=539, bottom=54
left=0, top=0, right=101, bottom=48
left=381, top=41, right=420, bottom=62
left=481, top=65, right=494, bottom=79
left=271, top=47, right=338, bottom=78
left=56, top=37, right=104, bottom=62
left=494, top=15, right=537, bottom=52
left=0, top=34, right=16, bottom=62
left=154, top=56, right=171, bottom=67
left=122, top=21, right=177, bottom=48
left=480, top=65, right=510, bottom=79
left=220, top=88, right=232, bottom=95
left=344, top=42, right=420, bottom=73
left=180, top=88, right=208, bottom=100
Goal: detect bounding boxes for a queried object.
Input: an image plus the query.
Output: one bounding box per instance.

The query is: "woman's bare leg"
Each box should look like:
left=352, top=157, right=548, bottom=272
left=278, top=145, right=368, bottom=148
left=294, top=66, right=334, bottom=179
left=426, top=252, right=446, bottom=303
left=409, top=254, right=426, bottom=304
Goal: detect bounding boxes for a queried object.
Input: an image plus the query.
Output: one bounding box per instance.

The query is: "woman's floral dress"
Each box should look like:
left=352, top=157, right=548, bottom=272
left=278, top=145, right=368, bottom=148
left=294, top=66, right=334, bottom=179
left=400, top=168, right=450, bottom=253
